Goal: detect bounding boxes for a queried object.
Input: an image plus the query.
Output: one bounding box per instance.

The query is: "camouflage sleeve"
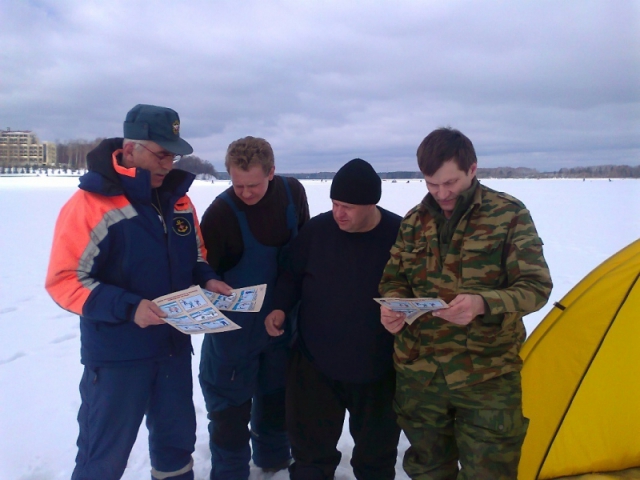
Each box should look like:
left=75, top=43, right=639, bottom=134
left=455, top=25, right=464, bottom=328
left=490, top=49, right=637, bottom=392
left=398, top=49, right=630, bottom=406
left=478, top=207, right=553, bottom=316
left=379, top=213, right=415, bottom=298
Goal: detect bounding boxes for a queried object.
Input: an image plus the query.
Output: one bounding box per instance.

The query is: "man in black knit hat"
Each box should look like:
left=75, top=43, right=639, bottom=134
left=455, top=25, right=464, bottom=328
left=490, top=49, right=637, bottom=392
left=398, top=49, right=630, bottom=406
left=265, top=158, right=402, bottom=480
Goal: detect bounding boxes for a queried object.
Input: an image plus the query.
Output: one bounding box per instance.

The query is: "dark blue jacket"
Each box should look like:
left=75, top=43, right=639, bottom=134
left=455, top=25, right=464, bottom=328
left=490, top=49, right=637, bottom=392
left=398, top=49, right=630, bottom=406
left=46, top=138, right=218, bottom=366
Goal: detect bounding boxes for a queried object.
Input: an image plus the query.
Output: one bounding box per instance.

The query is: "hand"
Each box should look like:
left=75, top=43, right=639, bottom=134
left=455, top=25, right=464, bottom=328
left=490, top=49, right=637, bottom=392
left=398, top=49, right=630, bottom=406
left=265, top=309, right=286, bottom=336
left=380, top=305, right=406, bottom=334
left=432, top=294, right=486, bottom=326
left=133, top=299, right=167, bottom=328
left=205, top=279, right=233, bottom=296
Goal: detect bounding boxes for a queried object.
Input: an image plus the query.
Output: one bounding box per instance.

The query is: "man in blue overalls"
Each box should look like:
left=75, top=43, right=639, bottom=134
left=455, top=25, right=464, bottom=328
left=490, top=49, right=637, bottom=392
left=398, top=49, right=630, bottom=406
left=199, top=136, right=310, bottom=479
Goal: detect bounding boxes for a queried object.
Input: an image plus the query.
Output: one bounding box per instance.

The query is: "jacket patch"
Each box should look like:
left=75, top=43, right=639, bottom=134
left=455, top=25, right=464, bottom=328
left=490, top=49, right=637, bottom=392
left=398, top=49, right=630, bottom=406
left=173, top=217, right=192, bottom=236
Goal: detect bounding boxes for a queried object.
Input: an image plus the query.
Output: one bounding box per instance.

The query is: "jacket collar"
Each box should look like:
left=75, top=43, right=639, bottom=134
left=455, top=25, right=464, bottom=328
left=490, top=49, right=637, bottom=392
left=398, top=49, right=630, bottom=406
left=79, top=137, right=194, bottom=202
left=420, top=177, right=480, bottom=221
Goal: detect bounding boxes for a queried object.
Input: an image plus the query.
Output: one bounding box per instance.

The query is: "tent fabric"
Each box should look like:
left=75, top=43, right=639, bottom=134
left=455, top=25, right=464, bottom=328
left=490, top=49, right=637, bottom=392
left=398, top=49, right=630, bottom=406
left=555, top=468, right=640, bottom=479
left=518, top=239, right=640, bottom=480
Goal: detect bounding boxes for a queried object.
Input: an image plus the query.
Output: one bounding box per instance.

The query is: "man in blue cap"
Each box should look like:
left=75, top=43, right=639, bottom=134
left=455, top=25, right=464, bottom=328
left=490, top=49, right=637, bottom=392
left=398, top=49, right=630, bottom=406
left=46, top=104, right=231, bottom=480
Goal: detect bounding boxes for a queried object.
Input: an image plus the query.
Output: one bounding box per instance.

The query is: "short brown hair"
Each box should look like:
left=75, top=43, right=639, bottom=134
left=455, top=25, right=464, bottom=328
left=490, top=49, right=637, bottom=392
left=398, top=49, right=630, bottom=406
left=417, top=128, right=477, bottom=176
left=224, top=136, right=274, bottom=174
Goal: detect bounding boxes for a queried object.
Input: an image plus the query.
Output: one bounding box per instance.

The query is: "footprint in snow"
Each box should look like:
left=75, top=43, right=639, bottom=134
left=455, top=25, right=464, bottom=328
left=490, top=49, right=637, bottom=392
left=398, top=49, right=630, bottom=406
left=50, top=333, right=77, bottom=344
left=0, top=351, right=27, bottom=365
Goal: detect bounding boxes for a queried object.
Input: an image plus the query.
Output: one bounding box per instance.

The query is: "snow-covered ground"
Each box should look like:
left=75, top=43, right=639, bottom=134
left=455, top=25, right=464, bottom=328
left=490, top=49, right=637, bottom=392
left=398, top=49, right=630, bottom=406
left=1, top=176, right=639, bottom=480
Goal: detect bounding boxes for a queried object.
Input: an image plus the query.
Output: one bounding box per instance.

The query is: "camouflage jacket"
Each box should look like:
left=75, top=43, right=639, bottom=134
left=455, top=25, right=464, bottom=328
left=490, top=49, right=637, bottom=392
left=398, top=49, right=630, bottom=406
left=379, top=183, right=552, bottom=389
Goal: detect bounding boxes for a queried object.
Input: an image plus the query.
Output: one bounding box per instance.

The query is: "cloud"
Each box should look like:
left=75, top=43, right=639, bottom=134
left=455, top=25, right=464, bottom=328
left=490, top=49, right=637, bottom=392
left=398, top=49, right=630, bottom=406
left=1, top=0, right=638, bottom=172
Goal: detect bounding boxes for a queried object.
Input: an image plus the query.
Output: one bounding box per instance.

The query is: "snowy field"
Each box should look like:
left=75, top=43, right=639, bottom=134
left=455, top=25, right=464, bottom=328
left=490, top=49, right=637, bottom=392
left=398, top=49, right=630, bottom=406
left=1, top=176, right=639, bottom=480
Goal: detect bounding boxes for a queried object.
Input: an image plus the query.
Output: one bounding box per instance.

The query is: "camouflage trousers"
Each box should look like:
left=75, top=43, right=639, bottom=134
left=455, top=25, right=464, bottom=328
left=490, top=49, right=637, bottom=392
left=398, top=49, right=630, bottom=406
left=394, top=367, right=528, bottom=480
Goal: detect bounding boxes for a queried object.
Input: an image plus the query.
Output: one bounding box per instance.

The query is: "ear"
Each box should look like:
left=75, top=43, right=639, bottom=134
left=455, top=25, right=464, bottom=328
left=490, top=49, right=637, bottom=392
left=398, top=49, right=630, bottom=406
left=121, top=142, right=136, bottom=168
left=468, top=163, right=478, bottom=178
left=267, top=165, right=275, bottom=181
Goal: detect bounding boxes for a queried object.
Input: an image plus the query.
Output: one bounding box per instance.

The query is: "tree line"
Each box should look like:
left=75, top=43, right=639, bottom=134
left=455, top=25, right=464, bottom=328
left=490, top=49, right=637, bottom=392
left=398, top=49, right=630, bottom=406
left=4, top=137, right=639, bottom=179
left=52, top=139, right=220, bottom=178
left=56, top=139, right=104, bottom=169
left=283, top=165, right=640, bottom=180
left=477, top=165, right=640, bottom=178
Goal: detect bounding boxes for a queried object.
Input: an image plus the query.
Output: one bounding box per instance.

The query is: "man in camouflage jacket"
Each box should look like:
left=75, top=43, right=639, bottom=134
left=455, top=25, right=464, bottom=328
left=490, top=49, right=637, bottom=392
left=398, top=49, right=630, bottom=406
left=380, top=128, right=552, bottom=480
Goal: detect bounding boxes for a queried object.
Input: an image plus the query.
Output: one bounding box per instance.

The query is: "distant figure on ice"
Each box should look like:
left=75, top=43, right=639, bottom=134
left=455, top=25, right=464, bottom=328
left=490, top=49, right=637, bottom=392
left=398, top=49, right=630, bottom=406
left=265, top=159, right=402, bottom=480
left=379, top=127, right=553, bottom=479
left=45, top=104, right=231, bottom=480
left=198, top=136, right=310, bottom=478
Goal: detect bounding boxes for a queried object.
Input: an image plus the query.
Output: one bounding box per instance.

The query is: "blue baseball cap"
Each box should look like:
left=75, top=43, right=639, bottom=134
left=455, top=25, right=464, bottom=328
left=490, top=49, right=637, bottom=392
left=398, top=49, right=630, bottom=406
left=123, top=104, right=193, bottom=155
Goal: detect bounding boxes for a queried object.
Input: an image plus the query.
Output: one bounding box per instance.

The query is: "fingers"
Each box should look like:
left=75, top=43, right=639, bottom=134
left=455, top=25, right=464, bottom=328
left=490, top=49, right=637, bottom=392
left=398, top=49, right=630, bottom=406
left=265, top=317, right=283, bottom=336
left=133, top=299, right=167, bottom=328
left=380, top=305, right=406, bottom=321
left=265, top=310, right=285, bottom=336
left=219, top=282, right=233, bottom=296
left=149, top=301, right=167, bottom=318
left=383, top=317, right=405, bottom=333
left=432, top=294, right=485, bottom=326
left=205, top=279, right=233, bottom=296
left=380, top=305, right=406, bottom=334
left=432, top=295, right=474, bottom=325
left=445, top=296, right=463, bottom=308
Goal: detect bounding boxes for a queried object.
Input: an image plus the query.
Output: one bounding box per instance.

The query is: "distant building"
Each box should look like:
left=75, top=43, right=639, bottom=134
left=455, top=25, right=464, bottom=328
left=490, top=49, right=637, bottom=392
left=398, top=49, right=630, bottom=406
left=0, top=129, right=56, bottom=167
left=44, top=142, right=57, bottom=166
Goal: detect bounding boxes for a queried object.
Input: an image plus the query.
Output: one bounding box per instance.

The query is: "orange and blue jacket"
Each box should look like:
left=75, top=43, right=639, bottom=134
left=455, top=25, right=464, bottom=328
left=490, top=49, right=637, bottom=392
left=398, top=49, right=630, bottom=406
left=45, top=138, right=218, bottom=366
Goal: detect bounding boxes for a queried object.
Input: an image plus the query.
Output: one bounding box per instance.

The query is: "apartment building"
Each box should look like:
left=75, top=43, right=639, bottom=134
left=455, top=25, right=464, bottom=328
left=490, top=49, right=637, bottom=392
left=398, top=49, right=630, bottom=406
left=0, top=129, right=57, bottom=166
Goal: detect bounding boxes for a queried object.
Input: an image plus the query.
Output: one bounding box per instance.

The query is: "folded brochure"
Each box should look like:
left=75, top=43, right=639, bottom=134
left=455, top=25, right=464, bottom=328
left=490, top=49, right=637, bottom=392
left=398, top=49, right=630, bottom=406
left=374, top=297, right=449, bottom=325
left=153, top=284, right=266, bottom=334
left=202, top=284, right=266, bottom=313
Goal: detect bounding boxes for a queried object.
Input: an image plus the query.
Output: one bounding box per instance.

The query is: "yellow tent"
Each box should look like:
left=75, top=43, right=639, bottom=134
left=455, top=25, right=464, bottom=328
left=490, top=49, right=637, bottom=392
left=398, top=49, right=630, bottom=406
left=519, top=239, right=640, bottom=480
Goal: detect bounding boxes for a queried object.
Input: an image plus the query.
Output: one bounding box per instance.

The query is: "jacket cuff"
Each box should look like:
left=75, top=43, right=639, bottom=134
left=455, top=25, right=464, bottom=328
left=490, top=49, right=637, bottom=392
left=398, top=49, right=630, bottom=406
left=196, top=268, right=221, bottom=287
left=119, top=293, right=143, bottom=322
left=477, top=290, right=508, bottom=315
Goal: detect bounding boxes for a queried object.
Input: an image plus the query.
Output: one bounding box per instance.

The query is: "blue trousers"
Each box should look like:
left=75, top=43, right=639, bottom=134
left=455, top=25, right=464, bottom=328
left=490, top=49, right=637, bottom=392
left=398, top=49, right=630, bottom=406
left=72, top=352, right=196, bottom=480
left=199, top=336, right=291, bottom=480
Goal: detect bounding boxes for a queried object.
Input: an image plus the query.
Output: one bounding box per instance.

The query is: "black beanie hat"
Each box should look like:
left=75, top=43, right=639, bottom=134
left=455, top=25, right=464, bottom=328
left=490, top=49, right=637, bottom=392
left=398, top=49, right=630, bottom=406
left=330, top=158, right=381, bottom=205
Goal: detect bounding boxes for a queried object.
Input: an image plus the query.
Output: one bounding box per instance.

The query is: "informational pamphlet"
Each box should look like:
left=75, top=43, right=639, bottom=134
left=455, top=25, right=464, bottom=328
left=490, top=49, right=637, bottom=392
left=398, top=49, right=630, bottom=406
left=202, top=284, right=267, bottom=313
left=153, top=286, right=241, bottom=335
left=374, top=297, right=449, bottom=325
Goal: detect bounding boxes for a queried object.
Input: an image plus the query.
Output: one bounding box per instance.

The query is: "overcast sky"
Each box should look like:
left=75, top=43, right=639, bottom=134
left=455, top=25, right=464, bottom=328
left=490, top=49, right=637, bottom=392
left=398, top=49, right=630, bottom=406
left=2, top=0, right=638, bottom=172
